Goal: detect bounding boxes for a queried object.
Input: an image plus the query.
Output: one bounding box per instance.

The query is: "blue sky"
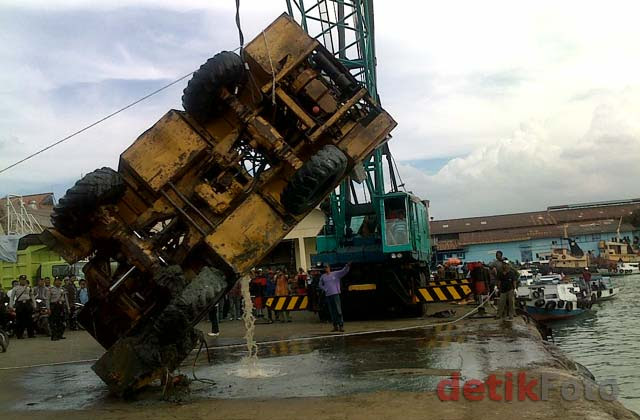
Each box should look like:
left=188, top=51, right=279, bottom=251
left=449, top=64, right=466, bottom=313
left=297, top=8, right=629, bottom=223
left=1, top=1, right=640, bottom=219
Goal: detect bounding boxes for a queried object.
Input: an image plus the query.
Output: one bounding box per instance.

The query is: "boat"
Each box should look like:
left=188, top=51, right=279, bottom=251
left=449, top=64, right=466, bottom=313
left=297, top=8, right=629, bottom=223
left=517, top=274, right=592, bottom=322
left=548, top=236, right=593, bottom=274
left=589, top=276, right=619, bottom=302
left=594, top=218, right=640, bottom=275
left=518, top=269, right=538, bottom=286
left=597, top=262, right=640, bottom=276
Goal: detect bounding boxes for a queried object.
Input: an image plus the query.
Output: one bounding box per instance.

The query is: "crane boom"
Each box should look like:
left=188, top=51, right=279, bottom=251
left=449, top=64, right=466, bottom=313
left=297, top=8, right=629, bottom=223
left=286, top=0, right=400, bottom=242
left=286, top=1, right=435, bottom=314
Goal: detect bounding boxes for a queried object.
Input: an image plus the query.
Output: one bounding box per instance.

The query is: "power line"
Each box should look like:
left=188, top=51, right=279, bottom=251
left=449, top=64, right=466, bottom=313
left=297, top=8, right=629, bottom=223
left=0, top=71, right=194, bottom=175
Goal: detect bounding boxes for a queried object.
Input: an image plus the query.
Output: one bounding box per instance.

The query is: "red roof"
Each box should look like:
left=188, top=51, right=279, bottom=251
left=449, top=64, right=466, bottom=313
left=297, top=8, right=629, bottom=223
left=0, top=193, right=55, bottom=209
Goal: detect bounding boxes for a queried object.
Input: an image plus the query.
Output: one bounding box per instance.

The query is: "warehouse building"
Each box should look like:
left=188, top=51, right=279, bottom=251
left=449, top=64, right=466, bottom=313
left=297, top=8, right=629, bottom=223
left=431, top=199, right=640, bottom=264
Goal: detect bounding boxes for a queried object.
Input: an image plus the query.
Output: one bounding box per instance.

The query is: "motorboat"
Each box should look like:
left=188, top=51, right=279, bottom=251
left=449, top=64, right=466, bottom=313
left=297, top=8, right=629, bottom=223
left=589, top=276, right=619, bottom=302
left=517, top=274, right=592, bottom=322
left=516, top=273, right=554, bottom=298
left=518, top=269, right=538, bottom=285
left=597, top=262, right=639, bottom=276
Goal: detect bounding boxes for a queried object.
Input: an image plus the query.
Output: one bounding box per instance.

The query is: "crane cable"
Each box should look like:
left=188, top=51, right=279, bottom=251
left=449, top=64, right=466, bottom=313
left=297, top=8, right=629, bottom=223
left=0, top=72, right=194, bottom=175
left=0, top=41, right=244, bottom=177
left=0, top=290, right=499, bottom=372
left=0, top=1, right=249, bottom=176
left=235, top=0, right=244, bottom=51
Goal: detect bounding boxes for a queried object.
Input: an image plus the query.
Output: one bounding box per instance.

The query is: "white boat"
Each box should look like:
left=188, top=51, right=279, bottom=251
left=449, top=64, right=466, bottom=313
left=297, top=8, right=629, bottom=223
left=516, top=273, right=552, bottom=298
left=516, top=274, right=592, bottom=322
left=597, top=262, right=640, bottom=276
left=589, top=276, right=619, bottom=302
left=518, top=269, right=538, bottom=286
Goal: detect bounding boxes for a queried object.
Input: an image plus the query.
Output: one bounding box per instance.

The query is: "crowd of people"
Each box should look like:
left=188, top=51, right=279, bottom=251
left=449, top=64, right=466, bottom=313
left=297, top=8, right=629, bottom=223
left=440, top=250, right=597, bottom=322
left=0, top=260, right=356, bottom=348
left=0, top=274, right=89, bottom=342
left=207, top=262, right=351, bottom=336
left=433, top=251, right=524, bottom=321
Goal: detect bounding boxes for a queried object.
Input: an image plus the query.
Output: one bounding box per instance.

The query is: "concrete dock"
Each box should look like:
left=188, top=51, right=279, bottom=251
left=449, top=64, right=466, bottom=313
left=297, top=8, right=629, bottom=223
left=0, top=304, right=637, bottom=420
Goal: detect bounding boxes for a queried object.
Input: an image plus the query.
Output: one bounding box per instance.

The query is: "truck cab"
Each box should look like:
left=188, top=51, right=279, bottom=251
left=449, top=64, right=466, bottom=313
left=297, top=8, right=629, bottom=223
left=313, top=189, right=431, bottom=313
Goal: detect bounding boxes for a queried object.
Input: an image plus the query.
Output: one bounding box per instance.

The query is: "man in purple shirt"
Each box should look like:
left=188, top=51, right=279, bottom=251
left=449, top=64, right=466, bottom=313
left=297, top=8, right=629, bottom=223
left=319, top=263, right=350, bottom=332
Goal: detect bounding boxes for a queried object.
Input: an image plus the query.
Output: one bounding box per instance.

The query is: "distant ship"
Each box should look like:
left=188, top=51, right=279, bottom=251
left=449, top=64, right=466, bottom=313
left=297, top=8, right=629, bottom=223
left=549, top=219, right=639, bottom=275
left=593, top=218, right=640, bottom=275
left=549, top=238, right=588, bottom=274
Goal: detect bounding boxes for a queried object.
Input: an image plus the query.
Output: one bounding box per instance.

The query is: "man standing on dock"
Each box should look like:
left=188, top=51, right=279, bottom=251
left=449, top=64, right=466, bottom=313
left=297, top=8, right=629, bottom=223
left=319, top=262, right=351, bottom=332
left=489, top=250, right=505, bottom=291
left=496, top=261, right=517, bottom=321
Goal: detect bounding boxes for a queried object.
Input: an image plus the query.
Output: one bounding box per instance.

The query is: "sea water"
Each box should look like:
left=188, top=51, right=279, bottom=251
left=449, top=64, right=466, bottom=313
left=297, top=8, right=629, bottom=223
left=552, top=274, right=640, bottom=414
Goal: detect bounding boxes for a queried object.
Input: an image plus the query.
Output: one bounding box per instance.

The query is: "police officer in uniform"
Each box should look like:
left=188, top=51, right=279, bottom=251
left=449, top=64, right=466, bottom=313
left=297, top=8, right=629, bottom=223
left=9, top=275, right=36, bottom=339
left=48, top=277, right=70, bottom=341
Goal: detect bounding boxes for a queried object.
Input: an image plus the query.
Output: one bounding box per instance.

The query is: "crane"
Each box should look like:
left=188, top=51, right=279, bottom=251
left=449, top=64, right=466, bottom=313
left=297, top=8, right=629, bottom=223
left=285, top=1, right=433, bottom=313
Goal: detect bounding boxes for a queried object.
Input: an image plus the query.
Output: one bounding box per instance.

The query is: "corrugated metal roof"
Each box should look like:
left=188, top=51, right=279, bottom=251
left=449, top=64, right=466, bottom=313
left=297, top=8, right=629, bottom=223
left=431, top=211, right=555, bottom=235
left=550, top=204, right=637, bottom=223
left=452, top=221, right=636, bottom=247
left=431, top=201, right=640, bottom=236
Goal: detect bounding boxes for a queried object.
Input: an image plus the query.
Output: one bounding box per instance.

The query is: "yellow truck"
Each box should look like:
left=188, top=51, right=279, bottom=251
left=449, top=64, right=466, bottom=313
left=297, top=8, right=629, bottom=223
left=41, top=14, right=396, bottom=396
left=0, top=234, right=84, bottom=289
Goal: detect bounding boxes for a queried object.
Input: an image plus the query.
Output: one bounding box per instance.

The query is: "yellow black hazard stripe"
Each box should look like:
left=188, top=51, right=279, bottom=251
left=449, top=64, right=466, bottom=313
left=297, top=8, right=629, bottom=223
left=427, top=279, right=471, bottom=286
left=265, top=295, right=309, bottom=311
left=416, top=284, right=472, bottom=303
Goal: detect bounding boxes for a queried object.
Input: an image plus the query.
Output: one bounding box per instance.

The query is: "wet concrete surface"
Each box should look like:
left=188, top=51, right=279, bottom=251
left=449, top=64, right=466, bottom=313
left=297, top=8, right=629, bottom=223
left=2, top=305, right=638, bottom=420
left=2, top=314, right=552, bottom=411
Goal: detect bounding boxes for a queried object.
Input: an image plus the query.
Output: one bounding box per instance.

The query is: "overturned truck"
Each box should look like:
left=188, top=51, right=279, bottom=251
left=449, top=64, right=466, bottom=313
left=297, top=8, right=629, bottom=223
left=41, top=14, right=396, bottom=395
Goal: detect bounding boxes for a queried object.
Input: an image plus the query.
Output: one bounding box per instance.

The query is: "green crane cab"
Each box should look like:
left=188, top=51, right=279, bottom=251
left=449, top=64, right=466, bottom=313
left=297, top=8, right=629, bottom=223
left=313, top=187, right=432, bottom=314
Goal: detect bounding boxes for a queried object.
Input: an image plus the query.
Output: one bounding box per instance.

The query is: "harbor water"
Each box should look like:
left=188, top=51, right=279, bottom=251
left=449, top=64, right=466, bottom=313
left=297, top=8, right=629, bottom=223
left=552, top=274, right=640, bottom=414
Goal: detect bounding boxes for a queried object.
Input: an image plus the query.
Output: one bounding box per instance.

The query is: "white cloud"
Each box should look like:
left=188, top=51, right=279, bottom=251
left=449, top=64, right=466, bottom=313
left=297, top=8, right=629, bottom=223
left=402, top=89, right=640, bottom=219
left=1, top=0, right=640, bottom=219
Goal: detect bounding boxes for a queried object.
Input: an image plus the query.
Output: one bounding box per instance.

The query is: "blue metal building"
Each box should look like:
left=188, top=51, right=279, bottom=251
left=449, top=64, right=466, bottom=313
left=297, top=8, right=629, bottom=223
left=431, top=199, right=640, bottom=265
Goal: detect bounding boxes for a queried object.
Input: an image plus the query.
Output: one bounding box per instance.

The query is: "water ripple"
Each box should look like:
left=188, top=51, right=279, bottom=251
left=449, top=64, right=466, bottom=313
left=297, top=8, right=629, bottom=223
left=552, top=274, right=640, bottom=414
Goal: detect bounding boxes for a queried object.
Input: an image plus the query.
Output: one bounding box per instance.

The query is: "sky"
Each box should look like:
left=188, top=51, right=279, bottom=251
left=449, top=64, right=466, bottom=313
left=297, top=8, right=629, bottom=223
left=1, top=0, right=639, bottom=219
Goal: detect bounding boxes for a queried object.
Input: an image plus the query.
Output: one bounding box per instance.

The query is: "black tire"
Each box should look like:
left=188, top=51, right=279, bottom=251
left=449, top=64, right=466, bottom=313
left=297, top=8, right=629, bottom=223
left=565, top=301, right=573, bottom=311
left=0, top=330, right=8, bottom=353
left=281, top=145, right=348, bottom=215
left=557, top=299, right=565, bottom=309
left=534, top=299, right=545, bottom=307
left=545, top=301, right=556, bottom=311
left=153, top=265, right=188, bottom=297
left=51, top=167, right=125, bottom=237
left=532, top=290, right=540, bottom=299
left=182, top=51, right=246, bottom=122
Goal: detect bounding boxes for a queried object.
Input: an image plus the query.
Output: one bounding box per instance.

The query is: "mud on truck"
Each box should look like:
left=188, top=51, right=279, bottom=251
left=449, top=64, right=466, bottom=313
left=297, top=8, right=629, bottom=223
left=40, top=14, right=396, bottom=395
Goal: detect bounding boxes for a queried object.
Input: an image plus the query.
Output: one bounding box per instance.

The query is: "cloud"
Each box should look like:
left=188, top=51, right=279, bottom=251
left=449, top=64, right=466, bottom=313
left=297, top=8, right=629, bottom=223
left=401, top=90, right=640, bottom=219
left=1, top=0, right=640, bottom=221
left=0, top=3, right=279, bottom=198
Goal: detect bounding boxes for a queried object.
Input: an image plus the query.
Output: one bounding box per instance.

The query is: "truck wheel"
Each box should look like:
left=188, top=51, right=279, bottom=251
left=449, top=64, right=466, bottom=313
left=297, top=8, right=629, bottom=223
left=182, top=51, right=247, bottom=122
left=51, top=167, right=125, bottom=238
left=0, top=330, right=8, bottom=352
left=281, top=145, right=348, bottom=215
left=153, top=265, right=188, bottom=297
